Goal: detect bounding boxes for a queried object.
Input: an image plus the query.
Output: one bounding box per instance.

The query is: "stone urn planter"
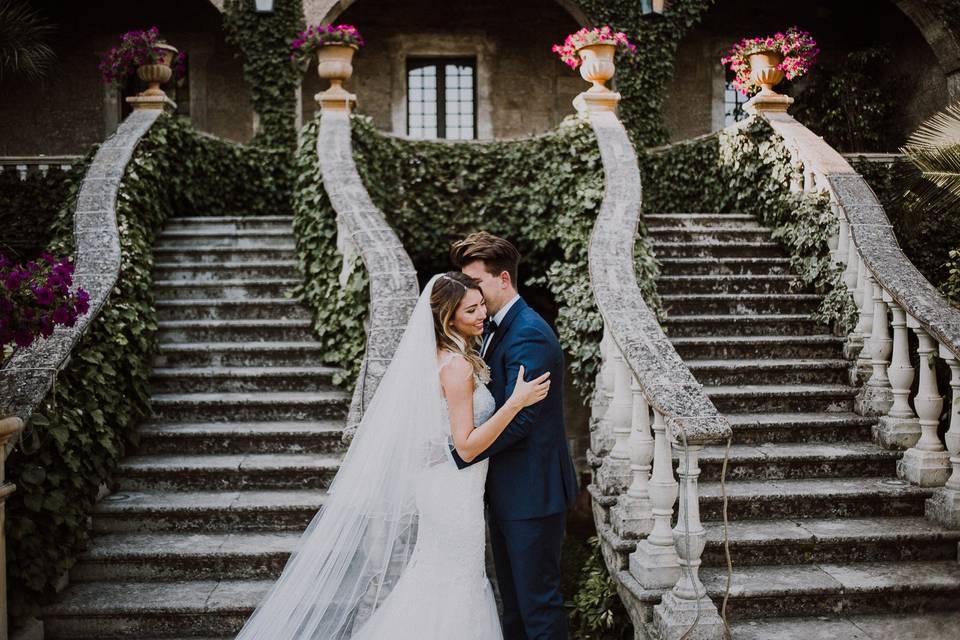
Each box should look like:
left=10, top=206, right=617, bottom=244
left=577, top=43, right=617, bottom=93
left=137, top=43, right=178, bottom=97
left=748, top=49, right=786, bottom=96
left=316, top=43, right=358, bottom=110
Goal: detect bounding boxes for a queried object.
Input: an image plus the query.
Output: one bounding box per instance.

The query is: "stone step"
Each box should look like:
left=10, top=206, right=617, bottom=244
left=149, top=366, right=337, bottom=394
left=114, top=453, right=342, bottom=491
left=71, top=532, right=298, bottom=582
left=156, top=299, right=310, bottom=321
left=43, top=579, right=270, bottom=638
left=670, top=334, right=845, bottom=360
left=657, top=274, right=798, bottom=295
left=644, top=213, right=763, bottom=229
left=155, top=229, right=294, bottom=248
left=154, top=279, right=300, bottom=301
left=648, top=226, right=774, bottom=244
left=729, top=612, right=960, bottom=640
left=153, top=260, right=299, bottom=281
left=149, top=391, right=348, bottom=422
left=152, top=245, right=296, bottom=264
left=705, top=383, right=857, bottom=413
left=154, top=341, right=325, bottom=368
left=701, top=517, right=960, bottom=567
left=663, top=314, right=826, bottom=337
left=163, top=215, right=293, bottom=231
left=694, top=442, right=899, bottom=482
left=699, top=561, right=960, bottom=621
left=652, top=241, right=785, bottom=259
left=698, top=477, right=932, bottom=521
left=156, top=318, right=315, bottom=344
left=661, top=292, right=821, bottom=315
left=726, top=412, right=877, bottom=445
left=687, top=358, right=850, bottom=386
left=135, top=420, right=345, bottom=455
left=657, top=256, right=793, bottom=276
left=91, top=489, right=324, bottom=533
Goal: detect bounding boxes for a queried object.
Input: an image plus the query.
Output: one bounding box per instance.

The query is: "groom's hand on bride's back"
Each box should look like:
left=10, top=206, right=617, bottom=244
left=508, top=364, right=551, bottom=410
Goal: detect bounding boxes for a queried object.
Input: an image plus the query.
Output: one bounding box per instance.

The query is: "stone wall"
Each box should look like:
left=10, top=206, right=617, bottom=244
left=0, top=0, right=252, bottom=155
left=301, top=0, right=584, bottom=139
left=663, top=0, right=949, bottom=148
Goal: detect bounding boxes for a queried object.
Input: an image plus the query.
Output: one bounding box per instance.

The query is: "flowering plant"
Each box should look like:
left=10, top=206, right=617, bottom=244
left=552, top=26, right=637, bottom=69
left=291, top=24, right=365, bottom=70
left=721, top=26, right=819, bottom=95
left=98, top=26, right=186, bottom=87
left=0, top=252, right=90, bottom=351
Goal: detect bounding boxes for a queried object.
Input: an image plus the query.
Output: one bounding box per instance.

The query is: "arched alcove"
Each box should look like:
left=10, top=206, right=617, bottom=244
left=301, top=0, right=586, bottom=138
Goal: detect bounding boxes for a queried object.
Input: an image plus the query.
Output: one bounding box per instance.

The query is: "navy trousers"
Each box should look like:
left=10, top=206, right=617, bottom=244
left=489, top=511, right=568, bottom=640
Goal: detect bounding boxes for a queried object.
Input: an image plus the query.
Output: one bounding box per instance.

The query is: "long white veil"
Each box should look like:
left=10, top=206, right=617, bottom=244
left=235, top=274, right=452, bottom=639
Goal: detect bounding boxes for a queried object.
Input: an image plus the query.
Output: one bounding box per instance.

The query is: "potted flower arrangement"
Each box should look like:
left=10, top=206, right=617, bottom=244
left=292, top=24, right=364, bottom=109
left=721, top=26, right=818, bottom=97
left=552, top=26, right=636, bottom=93
left=0, top=252, right=90, bottom=360
left=98, top=26, right=185, bottom=98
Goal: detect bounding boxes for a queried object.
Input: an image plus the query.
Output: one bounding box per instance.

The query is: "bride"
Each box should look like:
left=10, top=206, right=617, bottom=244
left=234, top=271, right=551, bottom=639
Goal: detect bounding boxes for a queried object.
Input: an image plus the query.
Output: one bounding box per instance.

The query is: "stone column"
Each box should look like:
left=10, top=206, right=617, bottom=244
left=597, top=348, right=633, bottom=494
left=611, top=381, right=654, bottom=538
left=653, top=441, right=725, bottom=640
left=927, top=345, right=960, bottom=527
left=875, top=297, right=920, bottom=449
left=898, top=323, right=950, bottom=486
left=853, top=266, right=874, bottom=379
left=857, top=277, right=893, bottom=415
left=832, top=211, right=849, bottom=267
left=629, top=409, right=680, bottom=589
left=0, top=417, right=23, bottom=640
left=843, top=248, right=863, bottom=360
left=590, top=329, right=616, bottom=457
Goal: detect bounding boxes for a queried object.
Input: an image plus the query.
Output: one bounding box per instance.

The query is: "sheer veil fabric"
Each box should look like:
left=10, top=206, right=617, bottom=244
left=235, top=274, right=455, bottom=639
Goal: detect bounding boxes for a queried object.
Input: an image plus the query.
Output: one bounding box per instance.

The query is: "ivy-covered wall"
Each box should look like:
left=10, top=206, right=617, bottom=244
left=224, top=0, right=305, bottom=149
left=0, top=166, right=83, bottom=263
left=293, top=113, right=661, bottom=402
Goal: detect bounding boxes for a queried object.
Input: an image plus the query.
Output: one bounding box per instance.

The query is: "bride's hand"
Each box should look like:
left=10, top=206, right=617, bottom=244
left=509, top=365, right=551, bottom=409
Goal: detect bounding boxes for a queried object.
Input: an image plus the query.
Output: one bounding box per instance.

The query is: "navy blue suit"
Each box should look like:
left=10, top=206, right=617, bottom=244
left=453, top=297, right=579, bottom=640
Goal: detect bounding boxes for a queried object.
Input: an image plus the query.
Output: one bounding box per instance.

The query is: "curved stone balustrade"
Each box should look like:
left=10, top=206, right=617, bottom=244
left=584, top=104, right=729, bottom=637
left=754, top=108, right=960, bottom=528
left=316, top=108, right=419, bottom=437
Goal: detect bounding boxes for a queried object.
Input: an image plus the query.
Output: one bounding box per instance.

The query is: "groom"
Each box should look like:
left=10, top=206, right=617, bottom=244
left=450, top=232, right=579, bottom=640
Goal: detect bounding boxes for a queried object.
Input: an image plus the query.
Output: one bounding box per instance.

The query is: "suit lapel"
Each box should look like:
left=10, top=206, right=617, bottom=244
left=483, top=297, right=527, bottom=362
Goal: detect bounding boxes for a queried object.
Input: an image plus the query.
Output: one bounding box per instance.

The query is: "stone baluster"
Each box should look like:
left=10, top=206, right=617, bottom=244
left=857, top=277, right=893, bottom=415
left=898, top=322, right=950, bottom=486
left=843, top=247, right=862, bottom=360
left=875, top=297, right=920, bottom=449
left=629, top=409, right=680, bottom=588
left=853, top=266, right=874, bottom=376
left=833, top=209, right=850, bottom=267
left=927, top=344, right=960, bottom=528
left=611, top=381, right=654, bottom=538
left=597, top=346, right=633, bottom=494
left=590, top=329, right=616, bottom=457
left=652, top=439, right=725, bottom=640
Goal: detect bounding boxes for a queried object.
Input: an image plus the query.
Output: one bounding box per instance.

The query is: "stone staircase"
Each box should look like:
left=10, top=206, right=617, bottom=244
left=42, top=216, right=349, bottom=638
left=647, top=213, right=960, bottom=636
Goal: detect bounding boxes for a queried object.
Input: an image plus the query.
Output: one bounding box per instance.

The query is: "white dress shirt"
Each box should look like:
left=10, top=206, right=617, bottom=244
left=482, top=294, right=520, bottom=357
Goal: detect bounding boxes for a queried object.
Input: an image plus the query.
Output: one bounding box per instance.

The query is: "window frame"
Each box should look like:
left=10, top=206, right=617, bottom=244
left=406, top=56, right=477, bottom=140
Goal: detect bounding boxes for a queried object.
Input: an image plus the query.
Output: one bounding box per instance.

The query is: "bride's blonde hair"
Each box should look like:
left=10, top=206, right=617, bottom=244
left=430, top=272, right=489, bottom=382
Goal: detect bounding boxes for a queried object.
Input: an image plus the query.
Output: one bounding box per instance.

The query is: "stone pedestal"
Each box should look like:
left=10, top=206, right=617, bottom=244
left=653, top=591, right=726, bottom=640
left=316, top=88, right=357, bottom=113
left=873, top=416, right=921, bottom=450
left=856, top=384, right=894, bottom=417
left=611, top=494, right=654, bottom=539
left=898, top=448, right=951, bottom=487
left=629, top=539, right=680, bottom=590
left=574, top=90, right=621, bottom=114
left=926, top=488, right=960, bottom=529
left=595, top=455, right=631, bottom=496
left=125, top=95, right=177, bottom=111
left=744, top=92, right=794, bottom=114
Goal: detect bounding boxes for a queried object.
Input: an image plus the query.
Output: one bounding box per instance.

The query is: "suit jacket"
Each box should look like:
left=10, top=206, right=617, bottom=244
left=453, top=297, right=580, bottom=520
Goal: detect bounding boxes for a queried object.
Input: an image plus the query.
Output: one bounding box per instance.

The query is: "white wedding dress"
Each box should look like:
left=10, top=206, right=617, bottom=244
left=351, top=353, right=503, bottom=640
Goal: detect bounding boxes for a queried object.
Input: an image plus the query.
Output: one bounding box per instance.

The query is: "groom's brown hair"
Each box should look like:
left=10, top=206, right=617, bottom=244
left=450, top=232, right=521, bottom=286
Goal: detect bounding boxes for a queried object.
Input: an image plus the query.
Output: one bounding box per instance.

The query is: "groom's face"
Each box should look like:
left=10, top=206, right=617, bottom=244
left=461, top=261, right=506, bottom=315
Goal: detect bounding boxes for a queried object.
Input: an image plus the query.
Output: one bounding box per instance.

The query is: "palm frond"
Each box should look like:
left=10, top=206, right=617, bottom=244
left=0, top=0, right=56, bottom=82
left=901, top=102, right=960, bottom=214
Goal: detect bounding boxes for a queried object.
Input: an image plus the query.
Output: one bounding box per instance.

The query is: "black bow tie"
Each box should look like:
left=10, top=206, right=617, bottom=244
left=483, top=319, right=498, bottom=338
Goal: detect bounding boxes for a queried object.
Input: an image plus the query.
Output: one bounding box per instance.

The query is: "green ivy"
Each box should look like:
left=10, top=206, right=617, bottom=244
left=293, top=113, right=661, bottom=402
left=943, top=250, right=960, bottom=307
left=0, top=165, right=82, bottom=263
left=4, top=113, right=295, bottom=622
left=223, top=0, right=305, bottom=149
left=566, top=536, right=633, bottom=639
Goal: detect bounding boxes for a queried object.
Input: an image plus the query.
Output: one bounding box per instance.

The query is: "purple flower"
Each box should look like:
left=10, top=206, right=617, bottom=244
left=14, top=329, right=33, bottom=348
left=4, top=271, right=23, bottom=291
left=38, top=314, right=54, bottom=338
left=32, top=286, right=55, bottom=306
left=0, top=297, right=11, bottom=313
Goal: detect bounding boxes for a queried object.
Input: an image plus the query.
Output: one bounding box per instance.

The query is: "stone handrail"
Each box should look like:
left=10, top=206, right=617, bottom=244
left=750, top=106, right=960, bottom=529
left=316, top=107, right=419, bottom=437
left=581, top=75, right=728, bottom=637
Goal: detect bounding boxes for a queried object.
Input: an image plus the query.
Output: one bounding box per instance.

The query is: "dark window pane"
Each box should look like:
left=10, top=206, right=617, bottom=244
left=407, top=57, right=476, bottom=139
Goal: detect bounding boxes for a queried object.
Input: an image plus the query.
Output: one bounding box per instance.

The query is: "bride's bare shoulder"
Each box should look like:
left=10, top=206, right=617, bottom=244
left=437, top=351, right=473, bottom=384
